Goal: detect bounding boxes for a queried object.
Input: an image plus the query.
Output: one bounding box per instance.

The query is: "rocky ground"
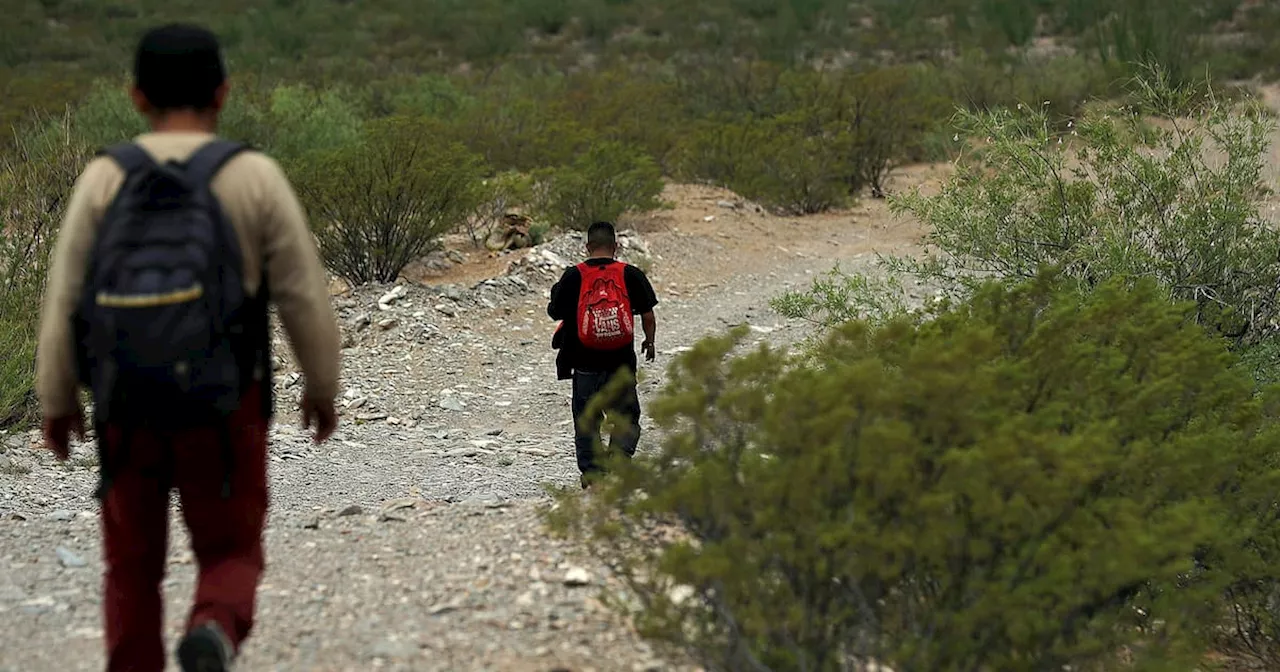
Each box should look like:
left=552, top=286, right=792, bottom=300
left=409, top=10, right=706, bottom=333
left=0, top=179, right=933, bottom=672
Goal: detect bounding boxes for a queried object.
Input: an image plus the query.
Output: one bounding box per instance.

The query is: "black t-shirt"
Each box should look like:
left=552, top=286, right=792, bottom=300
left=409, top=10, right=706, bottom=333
left=548, top=259, right=658, bottom=374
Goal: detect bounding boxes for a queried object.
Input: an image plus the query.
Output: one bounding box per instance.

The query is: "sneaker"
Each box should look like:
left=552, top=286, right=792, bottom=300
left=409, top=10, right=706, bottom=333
left=177, top=621, right=235, bottom=672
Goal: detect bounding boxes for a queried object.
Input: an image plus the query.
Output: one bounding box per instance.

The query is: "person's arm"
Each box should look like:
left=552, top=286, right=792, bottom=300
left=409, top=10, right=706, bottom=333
left=548, top=267, right=578, bottom=321
left=640, top=311, right=657, bottom=362
left=36, top=158, right=119, bottom=458
left=256, top=155, right=341, bottom=442
left=547, top=279, right=563, bottom=320
left=626, top=265, right=659, bottom=362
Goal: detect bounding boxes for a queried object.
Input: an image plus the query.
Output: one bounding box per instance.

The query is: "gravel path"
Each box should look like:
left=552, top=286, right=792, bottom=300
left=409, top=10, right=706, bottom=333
left=0, top=184, right=927, bottom=671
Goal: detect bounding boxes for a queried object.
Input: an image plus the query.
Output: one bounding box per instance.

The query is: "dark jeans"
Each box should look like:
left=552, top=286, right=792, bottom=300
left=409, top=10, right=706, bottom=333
left=572, top=369, right=641, bottom=476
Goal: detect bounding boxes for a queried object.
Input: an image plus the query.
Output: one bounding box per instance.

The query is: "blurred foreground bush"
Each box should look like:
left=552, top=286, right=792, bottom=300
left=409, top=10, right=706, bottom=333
left=0, top=114, right=93, bottom=427
left=550, top=271, right=1280, bottom=671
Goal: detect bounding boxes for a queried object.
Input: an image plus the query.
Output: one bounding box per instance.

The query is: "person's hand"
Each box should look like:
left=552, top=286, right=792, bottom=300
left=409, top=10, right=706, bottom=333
left=641, top=339, right=656, bottom=362
left=43, top=408, right=86, bottom=461
left=301, top=394, right=338, bottom=444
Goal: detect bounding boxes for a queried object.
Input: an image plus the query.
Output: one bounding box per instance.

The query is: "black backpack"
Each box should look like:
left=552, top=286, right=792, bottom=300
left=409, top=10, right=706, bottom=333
left=73, top=140, right=258, bottom=433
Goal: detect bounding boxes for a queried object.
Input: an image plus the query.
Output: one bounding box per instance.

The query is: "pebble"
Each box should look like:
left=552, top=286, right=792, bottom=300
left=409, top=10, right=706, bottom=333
left=55, top=546, right=87, bottom=568
left=563, top=567, right=592, bottom=587
left=46, top=510, right=75, bottom=522
left=337, top=505, right=364, bottom=517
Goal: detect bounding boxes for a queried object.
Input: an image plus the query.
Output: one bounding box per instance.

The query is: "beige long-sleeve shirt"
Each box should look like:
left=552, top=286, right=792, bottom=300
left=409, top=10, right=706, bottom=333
left=36, top=132, right=341, bottom=419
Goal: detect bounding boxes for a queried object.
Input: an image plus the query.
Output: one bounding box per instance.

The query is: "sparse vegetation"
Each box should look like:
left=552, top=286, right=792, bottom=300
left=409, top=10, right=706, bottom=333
left=7, top=3, right=1280, bottom=668
left=0, top=112, right=93, bottom=427
left=552, top=271, right=1280, bottom=671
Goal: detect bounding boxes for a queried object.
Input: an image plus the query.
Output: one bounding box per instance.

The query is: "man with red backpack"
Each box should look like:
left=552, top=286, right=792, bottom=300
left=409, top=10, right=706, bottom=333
left=548, top=221, right=658, bottom=488
left=35, top=24, right=340, bottom=672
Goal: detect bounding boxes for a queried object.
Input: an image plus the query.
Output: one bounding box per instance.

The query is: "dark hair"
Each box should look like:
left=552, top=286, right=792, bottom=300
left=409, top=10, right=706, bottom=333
left=586, top=221, right=617, bottom=251
left=134, top=24, right=227, bottom=111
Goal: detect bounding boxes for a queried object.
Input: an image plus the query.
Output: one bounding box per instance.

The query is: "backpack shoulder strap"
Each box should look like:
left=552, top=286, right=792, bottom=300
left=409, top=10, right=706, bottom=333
left=184, top=140, right=248, bottom=186
left=97, top=143, right=155, bottom=175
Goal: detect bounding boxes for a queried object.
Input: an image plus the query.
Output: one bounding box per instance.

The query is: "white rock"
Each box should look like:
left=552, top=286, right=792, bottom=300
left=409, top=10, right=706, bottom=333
left=377, top=285, right=406, bottom=309
left=563, top=567, right=592, bottom=587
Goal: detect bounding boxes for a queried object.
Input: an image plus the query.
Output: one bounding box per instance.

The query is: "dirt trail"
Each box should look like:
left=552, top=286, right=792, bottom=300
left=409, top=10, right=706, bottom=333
left=0, top=176, right=931, bottom=672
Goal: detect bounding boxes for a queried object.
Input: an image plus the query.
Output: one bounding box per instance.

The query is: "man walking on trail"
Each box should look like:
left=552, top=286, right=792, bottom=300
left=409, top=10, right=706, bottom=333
left=548, top=221, right=658, bottom=488
left=35, top=24, right=341, bottom=672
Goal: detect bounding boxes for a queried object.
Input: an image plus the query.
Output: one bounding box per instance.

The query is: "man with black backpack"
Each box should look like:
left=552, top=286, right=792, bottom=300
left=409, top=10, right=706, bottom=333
left=548, top=221, right=658, bottom=488
left=35, top=24, right=340, bottom=672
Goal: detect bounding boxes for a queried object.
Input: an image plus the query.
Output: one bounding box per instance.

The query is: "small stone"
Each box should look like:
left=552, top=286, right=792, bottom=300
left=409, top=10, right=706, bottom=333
left=428, top=598, right=463, bottom=615
left=56, top=546, right=87, bottom=568
left=446, top=249, right=466, bottom=264
left=378, top=286, right=406, bottom=309
left=337, top=505, right=364, bottom=517
left=377, top=318, right=398, bottom=331
left=302, top=516, right=320, bottom=530
left=350, top=314, right=372, bottom=332
left=464, top=493, right=506, bottom=508
left=563, top=567, right=592, bottom=587
left=668, top=584, right=696, bottom=606
left=436, top=303, right=458, bottom=318
left=46, top=510, right=75, bottom=522
left=486, top=428, right=504, bottom=437
left=439, top=397, right=466, bottom=412
left=716, top=199, right=738, bottom=209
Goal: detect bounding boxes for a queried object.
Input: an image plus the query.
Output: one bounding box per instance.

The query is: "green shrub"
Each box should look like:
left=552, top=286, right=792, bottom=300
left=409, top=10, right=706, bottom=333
left=0, top=112, right=94, bottom=427
left=259, top=84, right=364, bottom=167
left=675, top=66, right=944, bottom=211
left=531, top=141, right=664, bottom=231
left=770, top=266, right=908, bottom=328
left=550, top=271, right=1280, bottom=671
left=675, top=117, right=849, bottom=214
left=887, top=70, right=1280, bottom=346
left=455, top=96, right=590, bottom=173
left=68, top=82, right=146, bottom=148
left=296, top=116, right=487, bottom=285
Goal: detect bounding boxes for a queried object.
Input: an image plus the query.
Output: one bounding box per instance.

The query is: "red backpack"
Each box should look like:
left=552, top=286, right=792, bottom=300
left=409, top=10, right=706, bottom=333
left=576, top=261, right=634, bottom=350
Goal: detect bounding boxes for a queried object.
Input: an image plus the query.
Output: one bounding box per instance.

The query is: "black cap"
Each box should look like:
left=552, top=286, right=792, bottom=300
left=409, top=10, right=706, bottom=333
left=133, top=24, right=227, bottom=111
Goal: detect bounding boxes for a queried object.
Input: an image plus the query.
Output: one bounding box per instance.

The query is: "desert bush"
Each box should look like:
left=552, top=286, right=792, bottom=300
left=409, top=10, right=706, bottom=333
left=531, top=141, right=664, bottom=231
left=561, top=67, right=685, bottom=170
left=886, top=69, right=1280, bottom=346
left=0, top=113, right=94, bottom=426
left=257, top=84, right=364, bottom=167
left=770, top=266, right=909, bottom=328
left=675, top=66, right=944, bottom=211
left=466, top=170, right=534, bottom=249
left=296, top=116, right=486, bottom=285
left=455, top=96, right=590, bottom=173
left=550, top=271, right=1280, bottom=671
left=67, top=82, right=146, bottom=148
left=675, top=117, right=849, bottom=215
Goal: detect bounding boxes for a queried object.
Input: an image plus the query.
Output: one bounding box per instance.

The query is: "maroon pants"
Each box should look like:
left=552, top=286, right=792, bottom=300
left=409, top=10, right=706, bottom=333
left=99, top=385, right=269, bottom=672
